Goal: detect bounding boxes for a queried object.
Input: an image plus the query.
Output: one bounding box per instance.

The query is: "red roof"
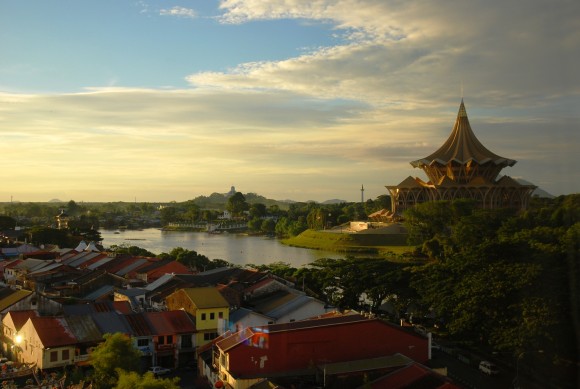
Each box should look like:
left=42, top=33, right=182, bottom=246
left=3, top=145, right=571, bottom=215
left=370, top=362, right=461, bottom=389
left=125, top=313, right=152, bottom=337
left=146, top=310, right=196, bottom=334
left=5, top=310, right=38, bottom=330
left=144, top=262, right=193, bottom=281
left=31, top=317, right=77, bottom=348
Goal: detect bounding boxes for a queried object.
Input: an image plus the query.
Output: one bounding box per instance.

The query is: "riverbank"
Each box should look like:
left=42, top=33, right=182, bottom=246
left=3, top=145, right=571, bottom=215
left=281, top=228, right=413, bottom=255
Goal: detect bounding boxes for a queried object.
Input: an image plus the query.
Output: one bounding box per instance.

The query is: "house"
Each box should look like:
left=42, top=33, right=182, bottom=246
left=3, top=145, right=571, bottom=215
left=166, top=287, right=229, bottom=347
left=133, top=259, right=193, bottom=283
left=211, top=314, right=429, bottom=389
left=244, top=289, right=328, bottom=324
left=228, top=308, right=273, bottom=333
left=0, top=286, right=61, bottom=316
left=114, top=288, right=148, bottom=311
left=1, top=310, right=38, bottom=359
left=13, top=317, right=79, bottom=369
left=4, top=258, right=51, bottom=287
left=146, top=310, right=197, bottom=368
left=0, top=243, right=40, bottom=259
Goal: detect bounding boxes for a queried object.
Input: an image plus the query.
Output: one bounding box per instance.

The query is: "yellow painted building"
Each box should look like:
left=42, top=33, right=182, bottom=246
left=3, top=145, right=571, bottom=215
left=166, top=287, right=230, bottom=347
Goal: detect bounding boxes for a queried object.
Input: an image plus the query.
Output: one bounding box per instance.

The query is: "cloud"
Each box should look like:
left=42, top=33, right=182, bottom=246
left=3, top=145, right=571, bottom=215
left=160, top=6, right=197, bottom=19
left=1, top=1, right=578, bottom=201
left=209, top=0, right=579, bottom=108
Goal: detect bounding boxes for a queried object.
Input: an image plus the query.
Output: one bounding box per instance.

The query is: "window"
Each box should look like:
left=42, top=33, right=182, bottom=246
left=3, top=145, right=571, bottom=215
left=203, top=332, right=218, bottom=341
left=158, top=336, right=165, bottom=345
left=62, top=350, right=69, bottom=361
left=137, top=338, right=148, bottom=347
left=218, top=311, right=223, bottom=319
left=167, top=335, right=173, bottom=344
left=181, top=335, right=193, bottom=348
left=50, top=351, right=58, bottom=362
left=201, top=313, right=206, bottom=320
left=210, top=312, right=215, bottom=320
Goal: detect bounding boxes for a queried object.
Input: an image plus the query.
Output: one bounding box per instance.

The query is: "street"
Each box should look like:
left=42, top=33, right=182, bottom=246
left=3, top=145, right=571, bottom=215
left=429, top=349, right=520, bottom=389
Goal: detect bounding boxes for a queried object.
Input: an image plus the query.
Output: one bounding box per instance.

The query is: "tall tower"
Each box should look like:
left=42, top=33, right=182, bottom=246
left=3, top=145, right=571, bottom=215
left=361, top=184, right=365, bottom=203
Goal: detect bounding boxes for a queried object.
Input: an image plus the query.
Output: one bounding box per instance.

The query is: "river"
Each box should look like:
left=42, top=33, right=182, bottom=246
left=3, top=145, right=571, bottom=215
left=98, top=228, right=345, bottom=267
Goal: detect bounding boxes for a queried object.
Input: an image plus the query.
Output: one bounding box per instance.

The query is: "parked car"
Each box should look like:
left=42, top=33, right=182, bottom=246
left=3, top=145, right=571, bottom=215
left=148, top=366, right=171, bottom=376
left=478, top=361, right=499, bottom=375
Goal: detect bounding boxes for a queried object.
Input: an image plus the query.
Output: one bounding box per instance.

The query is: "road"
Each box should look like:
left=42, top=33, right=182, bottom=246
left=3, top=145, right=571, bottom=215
left=429, top=349, right=538, bottom=389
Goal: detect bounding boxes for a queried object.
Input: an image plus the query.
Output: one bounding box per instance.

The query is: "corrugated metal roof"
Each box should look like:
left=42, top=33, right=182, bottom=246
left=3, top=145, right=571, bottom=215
left=116, top=258, right=148, bottom=276
left=0, top=289, right=32, bottom=312
left=69, top=252, right=101, bottom=267
left=146, top=311, right=196, bottom=335
left=125, top=313, right=153, bottom=337
left=87, top=257, right=114, bottom=270
left=322, top=353, right=412, bottom=375
left=32, top=317, right=77, bottom=347
left=83, top=285, right=115, bottom=301
left=13, top=258, right=50, bottom=272
left=65, top=315, right=102, bottom=343
left=216, top=327, right=254, bottom=352
left=61, top=251, right=92, bottom=266
left=3, top=310, right=38, bottom=330
left=266, top=295, right=314, bottom=319
left=248, top=290, right=296, bottom=315
left=28, top=262, right=63, bottom=275
left=144, top=273, right=175, bottom=291
left=91, top=311, right=133, bottom=335
left=181, top=287, right=229, bottom=309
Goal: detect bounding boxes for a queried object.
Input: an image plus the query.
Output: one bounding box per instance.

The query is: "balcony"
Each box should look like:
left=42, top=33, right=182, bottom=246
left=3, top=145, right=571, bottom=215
left=154, top=343, right=176, bottom=352
left=73, top=355, right=89, bottom=363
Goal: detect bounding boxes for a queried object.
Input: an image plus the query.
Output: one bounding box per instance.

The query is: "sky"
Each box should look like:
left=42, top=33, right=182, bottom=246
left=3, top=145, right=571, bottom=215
left=0, top=0, right=578, bottom=203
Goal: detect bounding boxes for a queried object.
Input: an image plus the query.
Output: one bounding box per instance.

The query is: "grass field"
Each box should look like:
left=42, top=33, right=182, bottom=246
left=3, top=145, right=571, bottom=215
left=282, top=229, right=414, bottom=256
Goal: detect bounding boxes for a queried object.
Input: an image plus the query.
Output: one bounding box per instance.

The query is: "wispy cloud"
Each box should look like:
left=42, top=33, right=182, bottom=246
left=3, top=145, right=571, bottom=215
left=160, top=6, right=197, bottom=19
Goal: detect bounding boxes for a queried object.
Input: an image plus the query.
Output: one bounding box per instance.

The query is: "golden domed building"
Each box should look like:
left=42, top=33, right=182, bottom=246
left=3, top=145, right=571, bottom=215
left=387, top=100, right=536, bottom=216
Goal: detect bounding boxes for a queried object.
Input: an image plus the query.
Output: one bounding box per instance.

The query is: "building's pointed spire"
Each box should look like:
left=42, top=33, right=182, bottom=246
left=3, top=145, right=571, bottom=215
left=458, top=98, right=467, bottom=118
left=411, top=99, right=515, bottom=168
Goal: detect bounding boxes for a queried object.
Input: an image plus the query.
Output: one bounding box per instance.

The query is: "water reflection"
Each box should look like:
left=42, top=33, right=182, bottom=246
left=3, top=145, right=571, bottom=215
left=99, top=228, right=345, bottom=267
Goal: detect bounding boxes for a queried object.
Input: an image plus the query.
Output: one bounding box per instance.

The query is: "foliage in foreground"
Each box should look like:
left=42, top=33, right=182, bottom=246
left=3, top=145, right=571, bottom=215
left=90, top=333, right=142, bottom=389
left=115, top=370, right=180, bottom=389
left=405, top=196, right=579, bottom=360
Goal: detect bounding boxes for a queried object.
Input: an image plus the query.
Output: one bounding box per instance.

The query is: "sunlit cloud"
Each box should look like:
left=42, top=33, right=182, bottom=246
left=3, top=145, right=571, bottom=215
left=0, top=0, right=578, bottom=201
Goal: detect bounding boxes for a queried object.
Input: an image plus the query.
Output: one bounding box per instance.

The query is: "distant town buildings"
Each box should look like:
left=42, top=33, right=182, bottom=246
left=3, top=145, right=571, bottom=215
left=387, top=100, right=536, bottom=216
left=0, top=241, right=458, bottom=388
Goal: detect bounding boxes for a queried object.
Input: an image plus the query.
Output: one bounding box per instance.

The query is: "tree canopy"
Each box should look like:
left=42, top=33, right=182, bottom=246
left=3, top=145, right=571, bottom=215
left=90, top=333, right=142, bottom=389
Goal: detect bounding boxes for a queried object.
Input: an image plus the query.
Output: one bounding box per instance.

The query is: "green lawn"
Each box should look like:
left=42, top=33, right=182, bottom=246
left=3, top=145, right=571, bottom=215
left=282, top=229, right=414, bottom=256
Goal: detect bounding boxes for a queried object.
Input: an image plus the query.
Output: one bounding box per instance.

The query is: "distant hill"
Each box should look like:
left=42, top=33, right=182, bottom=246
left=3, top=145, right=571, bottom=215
left=515, top=179, right=555, bottom=199
left=321, top=199, right=348, bottom=204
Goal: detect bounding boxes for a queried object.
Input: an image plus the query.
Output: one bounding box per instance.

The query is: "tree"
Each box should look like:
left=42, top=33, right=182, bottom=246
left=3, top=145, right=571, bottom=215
left=160, top=247, right=209, bottom=271
left=227, top=192, right=249, bottom=217
left=249, top=203, right=267, bottom=219
left=159, top=206, right=178, bottom=225
left=27, top=226, right=73, bottom=248
left=260, top=218, right=276, bottom=234
left=90, top=332, right=142, bottom=389
left=67, top=200, right=81, bottom=216
left=112, top=245, right=157, bottom=257
left=0, top=216, right=17, bottom=230
left=115, top=371, right=180, bottom=389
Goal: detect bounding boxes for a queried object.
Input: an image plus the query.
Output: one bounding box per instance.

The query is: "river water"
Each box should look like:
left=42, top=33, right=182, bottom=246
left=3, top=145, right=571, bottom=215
left=99, top=228, right=345, bottom=267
